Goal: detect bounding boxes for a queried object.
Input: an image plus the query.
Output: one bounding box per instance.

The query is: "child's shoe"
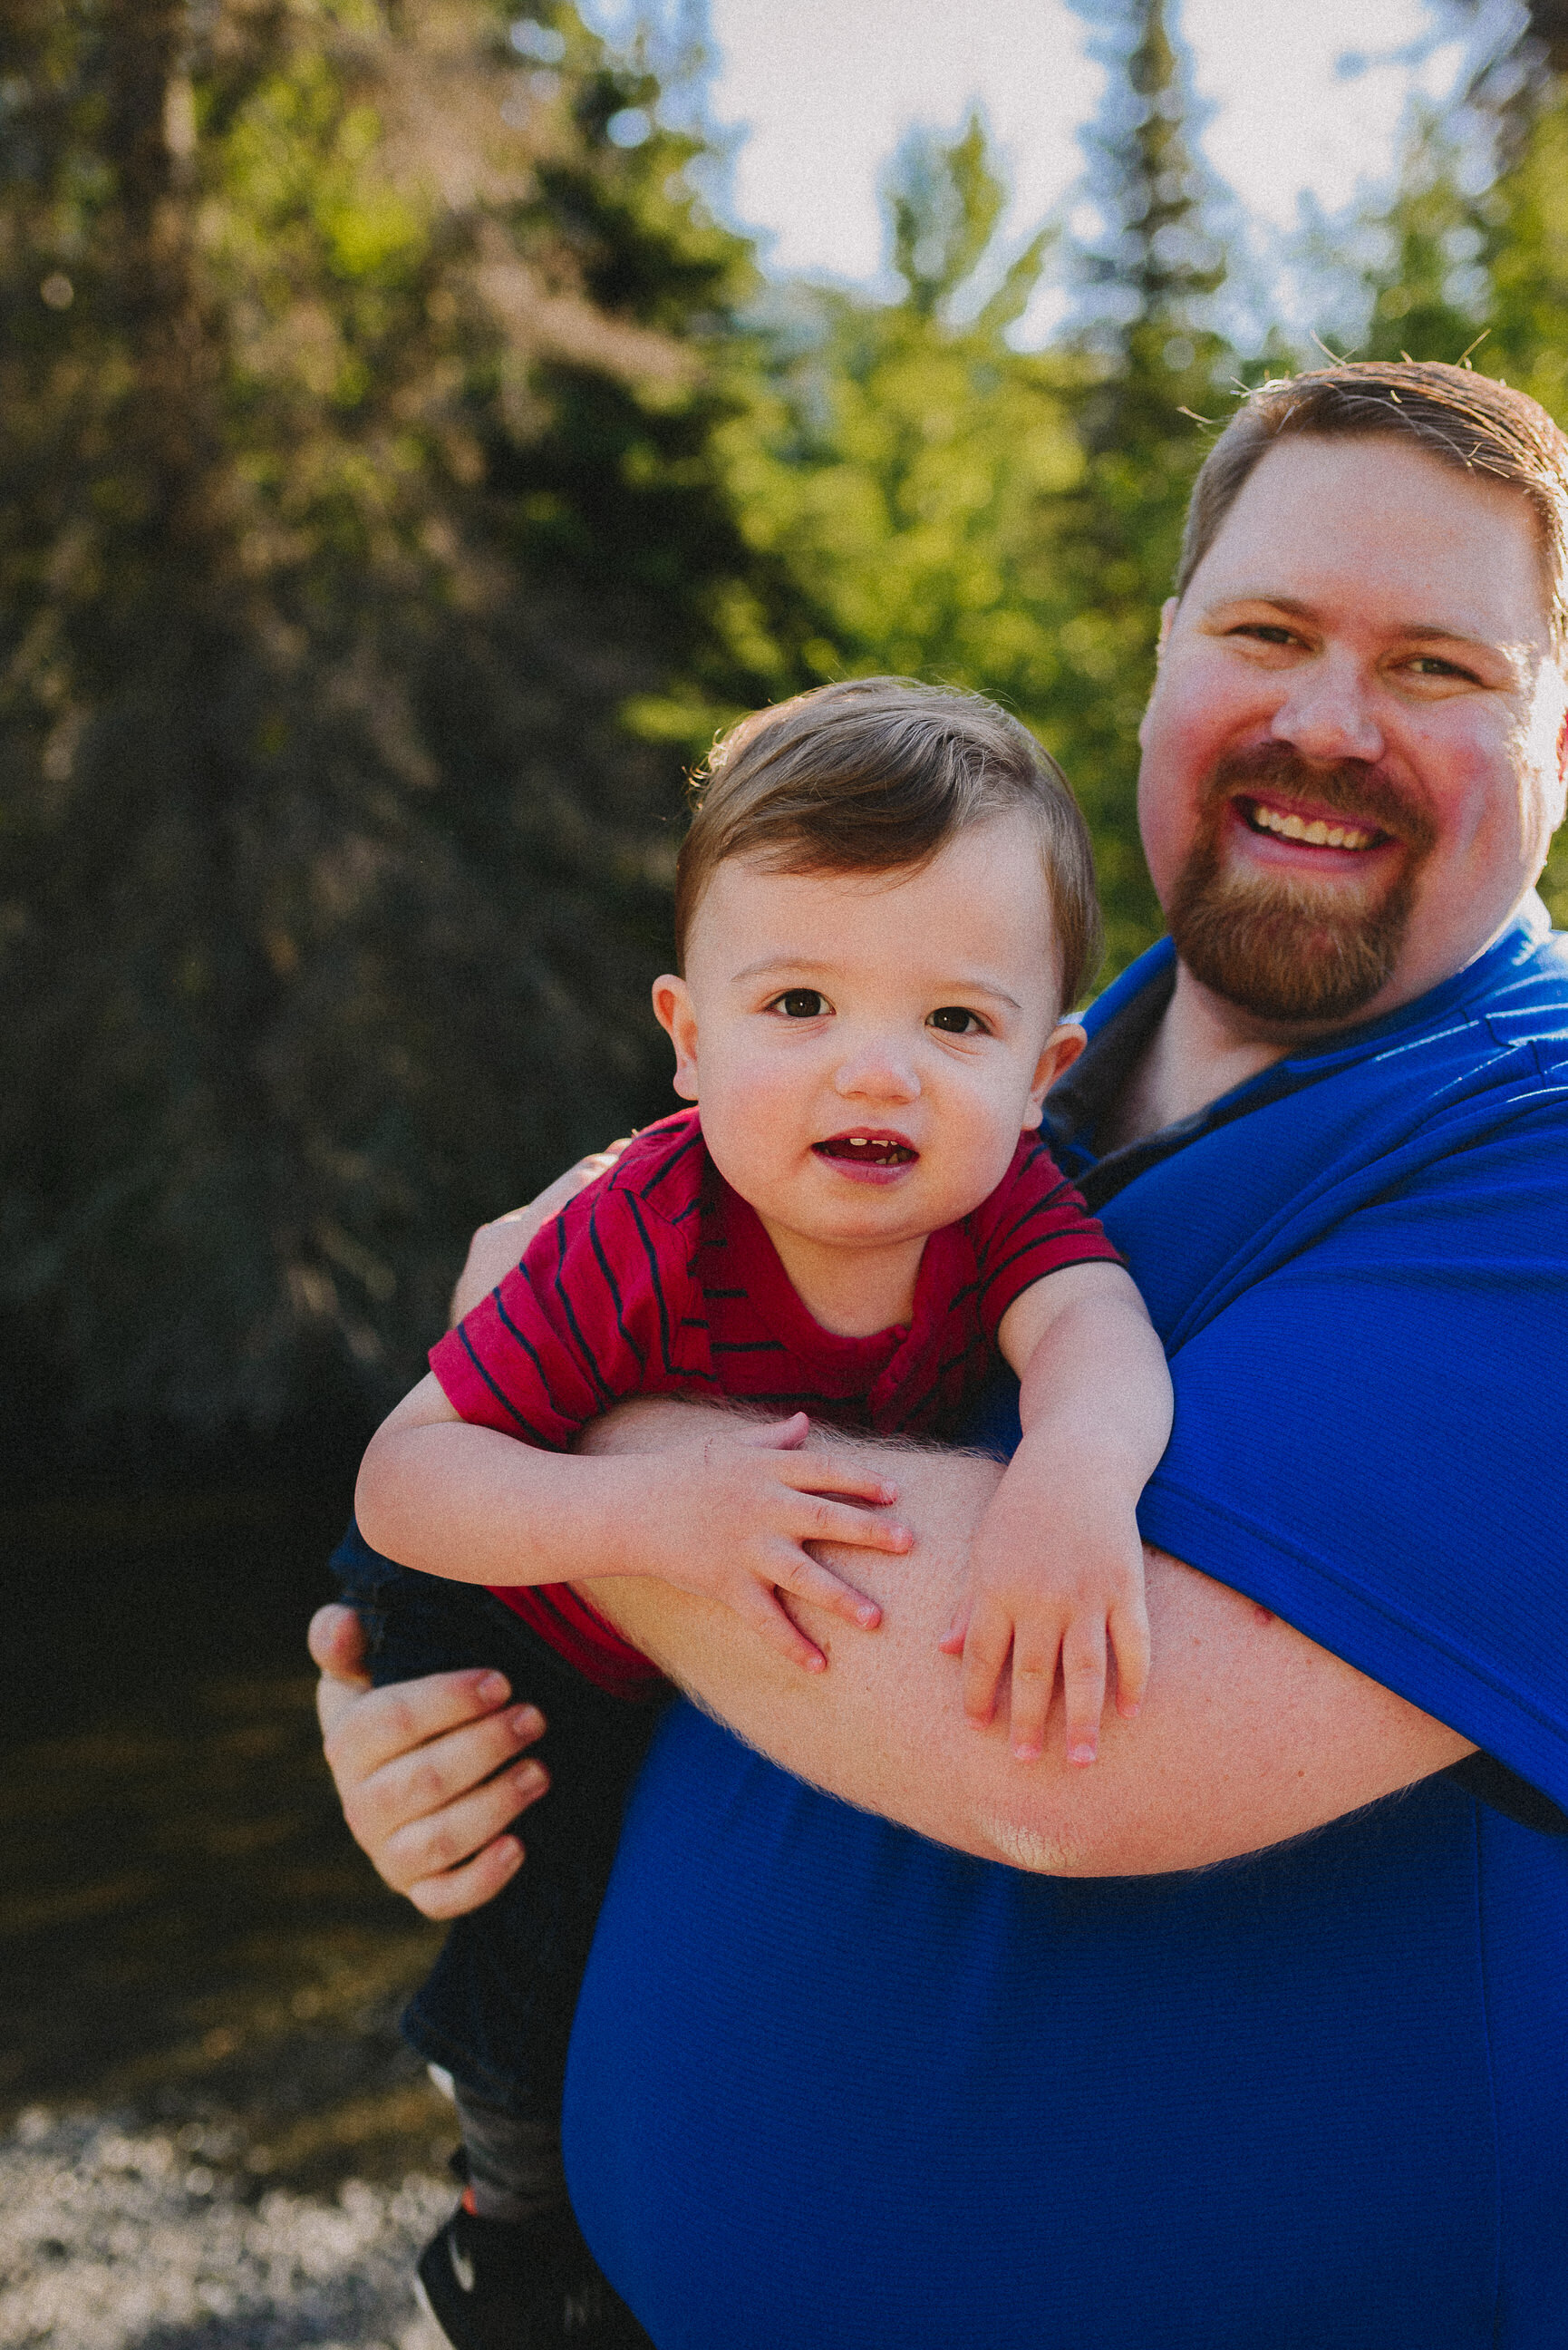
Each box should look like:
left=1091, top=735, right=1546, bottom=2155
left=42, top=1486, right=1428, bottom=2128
left=416, top=2198, right=651, bottom=2349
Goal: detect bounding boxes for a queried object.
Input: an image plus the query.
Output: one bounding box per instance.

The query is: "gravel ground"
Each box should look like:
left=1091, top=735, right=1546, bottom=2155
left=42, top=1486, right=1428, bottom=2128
left=0, top=2108, right=452, bottom=2350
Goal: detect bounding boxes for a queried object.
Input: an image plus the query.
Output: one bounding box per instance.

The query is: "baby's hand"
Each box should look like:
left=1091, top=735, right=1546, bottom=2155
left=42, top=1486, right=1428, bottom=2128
left=641, top=1413, right=911, bottom=1670
left=941, top=1441, right=1150, bottom=1762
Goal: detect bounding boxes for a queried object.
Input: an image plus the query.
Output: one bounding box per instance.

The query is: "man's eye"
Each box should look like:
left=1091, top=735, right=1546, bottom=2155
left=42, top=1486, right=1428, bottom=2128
left=928, top=1005, right=985, bottom=1035
left=770, top=989, right=828, bottom=1018
left=1406, top=655, right=1471, bottom=681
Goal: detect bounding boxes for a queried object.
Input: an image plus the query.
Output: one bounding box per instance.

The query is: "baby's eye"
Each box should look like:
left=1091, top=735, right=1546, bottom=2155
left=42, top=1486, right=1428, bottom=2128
left=927, top=1005, right=987, bottom=1035
left=769, top=989, right=828, bottom=1018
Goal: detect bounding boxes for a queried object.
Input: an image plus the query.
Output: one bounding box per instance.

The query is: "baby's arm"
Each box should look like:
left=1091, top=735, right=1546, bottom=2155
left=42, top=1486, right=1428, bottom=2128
left=944, top=1265, right=1173, bottom=1762
left=356, top=1376, right=911, bottom=1670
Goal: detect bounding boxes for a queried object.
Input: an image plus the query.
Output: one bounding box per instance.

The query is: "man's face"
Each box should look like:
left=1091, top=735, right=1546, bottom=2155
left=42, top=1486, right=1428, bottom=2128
left=1137, top=434, right=1568, bottom=1031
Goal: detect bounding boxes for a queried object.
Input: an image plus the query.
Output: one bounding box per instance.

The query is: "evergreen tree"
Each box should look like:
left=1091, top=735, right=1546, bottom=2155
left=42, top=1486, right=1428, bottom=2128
left=1354, top=112, right=1492, bottom=371
left=679, top=116, right=1163, bottom=986
left=0, top=0, right=783, bottom=1424
left=1054, top=0, right=1230, bottom=966
left=1473, top=54, right=1568, bottom=926
left=1356, top=8, right=1568, bottom=922
left=703, top=127, right=1080, bottom=703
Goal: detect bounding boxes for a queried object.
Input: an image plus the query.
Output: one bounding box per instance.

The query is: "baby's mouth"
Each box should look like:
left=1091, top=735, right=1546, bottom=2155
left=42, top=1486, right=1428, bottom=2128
left=813, top=1132, right=919, bottom=1165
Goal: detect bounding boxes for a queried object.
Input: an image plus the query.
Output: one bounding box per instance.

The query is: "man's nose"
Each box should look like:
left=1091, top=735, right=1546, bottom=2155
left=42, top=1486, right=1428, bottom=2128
left=1269, top=658, right=1384, bottom=766
left=833, top=1040, right=921, bottom=1102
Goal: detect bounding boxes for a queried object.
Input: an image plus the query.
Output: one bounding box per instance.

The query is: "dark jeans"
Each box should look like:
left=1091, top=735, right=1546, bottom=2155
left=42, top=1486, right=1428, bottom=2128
left=331, top=1520, right=673, bottom=2122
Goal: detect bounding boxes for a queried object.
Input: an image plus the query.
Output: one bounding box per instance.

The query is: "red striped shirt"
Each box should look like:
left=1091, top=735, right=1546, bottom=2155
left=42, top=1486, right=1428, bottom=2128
left=431, top=1112, right=1120, bottom=1694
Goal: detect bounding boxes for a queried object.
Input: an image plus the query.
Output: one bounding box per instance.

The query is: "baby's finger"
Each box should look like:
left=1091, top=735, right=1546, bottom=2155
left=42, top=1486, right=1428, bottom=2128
left=1061, top=1617, right=1109, bottom=1764
left=740, top=1411, right=812, bottom=1452
left=960, top=1601, right=1013, bottom=1727
left=775, top=1549, right=883, bottom=1630
left=782, top=1452, right=901, bottom=1509
left=1007, top=1634, right=1063, bottom=1762
left=732, top=1578, right=828, bottom=1672
left=405, top=1831, right=525, bottom=1922
left=1109, top=1586, right=1153, bottom=1718
left=789, top=1492, right=914, bottom=1553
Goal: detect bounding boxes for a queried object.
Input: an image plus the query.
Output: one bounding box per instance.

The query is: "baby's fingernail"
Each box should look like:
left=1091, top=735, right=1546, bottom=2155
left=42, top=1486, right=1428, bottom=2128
left=1068, top=1741, right=1098, bottom=1765
left=857, top=1603, right=880, bottom=1627
left=508, top=1704, right=544, bottom=1738
left=477, top=1672, right=510, bottom=1704
left=513, top=1761, right=547, bottom=1795
left=1012, top=1740, right=1041, bottom=1762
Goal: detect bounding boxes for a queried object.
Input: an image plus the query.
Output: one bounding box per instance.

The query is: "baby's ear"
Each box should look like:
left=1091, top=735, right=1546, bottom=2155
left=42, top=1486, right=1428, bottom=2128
left=1023, top=1020, right=1086, bottom=1126
left=652, top=976, right=700, bottom=1101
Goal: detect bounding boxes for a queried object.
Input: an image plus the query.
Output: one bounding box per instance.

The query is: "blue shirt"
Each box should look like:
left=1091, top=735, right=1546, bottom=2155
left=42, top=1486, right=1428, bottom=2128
left=563, top=905, right=1568, bottom=2346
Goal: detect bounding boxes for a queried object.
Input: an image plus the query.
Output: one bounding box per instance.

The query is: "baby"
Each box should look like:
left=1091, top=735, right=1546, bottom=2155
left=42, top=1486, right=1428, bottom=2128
left=347, top=675, right=1172, bottom=2349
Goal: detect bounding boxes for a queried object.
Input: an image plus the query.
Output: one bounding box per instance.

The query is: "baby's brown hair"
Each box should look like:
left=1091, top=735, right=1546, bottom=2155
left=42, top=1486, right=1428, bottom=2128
left=674, top=678, right=1101, bottom=1007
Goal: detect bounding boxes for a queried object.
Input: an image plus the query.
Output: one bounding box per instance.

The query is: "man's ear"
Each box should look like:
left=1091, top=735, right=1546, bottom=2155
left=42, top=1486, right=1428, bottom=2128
left=652, top=976, right=700, bottom=1101
left=1137, top=599, right=1179, bottom=751
left=1021, top=1020, right=1087, bottom=1131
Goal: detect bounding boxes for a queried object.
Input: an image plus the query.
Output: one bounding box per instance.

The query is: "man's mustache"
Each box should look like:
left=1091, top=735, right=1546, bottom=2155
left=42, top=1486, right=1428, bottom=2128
left=1203, top=743, right=1438, bottom=852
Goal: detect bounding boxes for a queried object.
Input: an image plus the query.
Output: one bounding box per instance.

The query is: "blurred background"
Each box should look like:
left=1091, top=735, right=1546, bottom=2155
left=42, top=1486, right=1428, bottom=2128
left=5, top=0, right=1568, bottom=2335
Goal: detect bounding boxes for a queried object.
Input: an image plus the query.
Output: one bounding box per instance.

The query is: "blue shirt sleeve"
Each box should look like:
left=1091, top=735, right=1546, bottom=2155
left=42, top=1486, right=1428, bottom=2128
left=1138, top=1094, right=1568, bottom=1813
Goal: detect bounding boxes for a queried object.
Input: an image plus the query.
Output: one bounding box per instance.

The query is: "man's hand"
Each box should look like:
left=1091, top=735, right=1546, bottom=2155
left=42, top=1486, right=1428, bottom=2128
left=449, top=1141, right=634, bottom=1325
left=310, top=1603, right=549, bottom=1918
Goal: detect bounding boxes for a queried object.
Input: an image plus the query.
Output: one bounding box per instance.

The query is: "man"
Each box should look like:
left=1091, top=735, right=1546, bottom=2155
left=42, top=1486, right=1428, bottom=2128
left=315, top=364, right=1568, bottom=2344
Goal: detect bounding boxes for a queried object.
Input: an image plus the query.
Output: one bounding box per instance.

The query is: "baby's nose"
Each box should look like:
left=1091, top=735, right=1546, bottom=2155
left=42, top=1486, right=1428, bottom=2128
left=833, top=1045, right=921, bottom=1101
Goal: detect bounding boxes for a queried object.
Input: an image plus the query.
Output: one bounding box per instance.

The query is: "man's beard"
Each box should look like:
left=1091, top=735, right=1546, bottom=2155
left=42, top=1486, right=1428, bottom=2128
left=1164, top=747, right=1437, bottom=1025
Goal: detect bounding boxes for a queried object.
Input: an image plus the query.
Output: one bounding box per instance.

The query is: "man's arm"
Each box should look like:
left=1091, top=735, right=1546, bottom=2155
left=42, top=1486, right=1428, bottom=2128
left=317, top=1165, right=1473, bottom=1900
left=576, top=1400, right=1473, bottom=1878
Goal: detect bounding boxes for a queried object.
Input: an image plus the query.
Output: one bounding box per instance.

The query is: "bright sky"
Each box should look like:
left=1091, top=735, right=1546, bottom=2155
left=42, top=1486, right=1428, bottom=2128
left=582, top=0, right=1526, bottom=342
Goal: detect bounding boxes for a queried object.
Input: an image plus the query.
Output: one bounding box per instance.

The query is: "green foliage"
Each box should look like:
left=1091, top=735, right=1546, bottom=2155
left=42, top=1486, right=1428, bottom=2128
left=12, top=0, right=1568, bottom=1434
left=1356, top=112, right=1492, bottom=369
left=1357, top=63, right=1568, bottom=923
left=1050, top=0, right=1230, bottom=965
left=644, top=73, right=1208, bottom=985
left=0, top=0, right=778, bottom=1422
left=1476, top=72, right=1568, bottom=926
left=704, top=126, right=1086, bottom=702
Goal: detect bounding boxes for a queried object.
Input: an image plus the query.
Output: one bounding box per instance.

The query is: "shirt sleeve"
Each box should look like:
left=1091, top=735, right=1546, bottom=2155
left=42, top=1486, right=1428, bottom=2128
left=968, top=1135, right=1125, bottom=1340
left=429, top=1176, right=706, bottom=1447
left=1137, top=1097, right=1568, bottom=1815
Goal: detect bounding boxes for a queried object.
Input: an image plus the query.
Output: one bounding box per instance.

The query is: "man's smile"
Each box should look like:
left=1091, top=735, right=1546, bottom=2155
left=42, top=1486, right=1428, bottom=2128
left=1236, top=796, right=1388, bottom=854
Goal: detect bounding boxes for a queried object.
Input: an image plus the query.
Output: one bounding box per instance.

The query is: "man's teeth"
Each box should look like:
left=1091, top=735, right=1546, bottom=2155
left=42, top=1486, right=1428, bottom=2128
left=1248, top=801, right=1378, bottom=850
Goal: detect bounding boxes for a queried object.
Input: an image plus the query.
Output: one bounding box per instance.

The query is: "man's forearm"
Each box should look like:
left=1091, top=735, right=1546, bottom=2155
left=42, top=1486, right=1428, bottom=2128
left=578, top=1400, right=1473, bottom=1875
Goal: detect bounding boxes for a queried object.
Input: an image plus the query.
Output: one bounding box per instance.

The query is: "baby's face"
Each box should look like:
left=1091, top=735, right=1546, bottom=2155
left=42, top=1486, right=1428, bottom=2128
left=653, top=810, right=1084, bottom=1260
